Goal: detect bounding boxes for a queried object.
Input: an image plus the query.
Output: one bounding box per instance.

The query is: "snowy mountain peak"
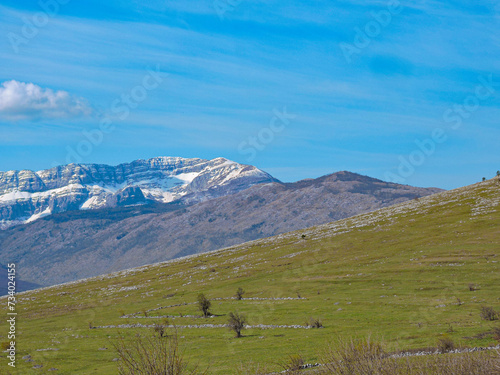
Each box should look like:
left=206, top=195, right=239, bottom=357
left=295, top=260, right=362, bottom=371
left=0, top=157, right=278, bottom=229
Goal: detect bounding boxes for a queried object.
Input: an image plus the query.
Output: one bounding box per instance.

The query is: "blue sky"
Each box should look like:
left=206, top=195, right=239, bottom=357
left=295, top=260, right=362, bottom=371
left=0, top=0, right=499, bottom=189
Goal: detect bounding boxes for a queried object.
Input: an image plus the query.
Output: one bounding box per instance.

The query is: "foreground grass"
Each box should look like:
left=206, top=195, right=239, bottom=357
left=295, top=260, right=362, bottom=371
left=312, top=338, right=500, bottom=375
left=0, top=179, right=499, bottom=374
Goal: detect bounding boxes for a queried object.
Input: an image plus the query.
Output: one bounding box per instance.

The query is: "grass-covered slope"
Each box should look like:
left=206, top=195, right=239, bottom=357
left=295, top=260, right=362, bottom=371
left=1, top=179, right=499, bottom=374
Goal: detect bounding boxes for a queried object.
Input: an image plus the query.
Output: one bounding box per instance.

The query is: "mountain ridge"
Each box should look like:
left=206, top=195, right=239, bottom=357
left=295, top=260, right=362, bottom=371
left=0, top=168, right=443, bottom=288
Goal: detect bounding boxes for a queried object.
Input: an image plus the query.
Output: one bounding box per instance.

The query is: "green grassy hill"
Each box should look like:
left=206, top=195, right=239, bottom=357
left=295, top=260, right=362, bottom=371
left=2, top=178, right=499, bottom=374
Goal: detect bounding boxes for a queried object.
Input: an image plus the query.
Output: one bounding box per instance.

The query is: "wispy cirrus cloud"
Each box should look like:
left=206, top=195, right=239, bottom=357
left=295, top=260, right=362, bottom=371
left=0, top=80, right=92, bottom=120
left=0, top=1, right=498, bottom=188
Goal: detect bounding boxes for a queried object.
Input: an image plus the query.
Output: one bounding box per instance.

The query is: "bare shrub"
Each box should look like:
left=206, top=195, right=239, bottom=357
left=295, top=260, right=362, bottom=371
left=437, top=337, right=456, bottom=353
left=279, top=354, right=304, bottom=374
left=321, top=338, right=389, bottom=374
left=197, top=294, right=211, bottom=318
left=228, top=312, right=246, bottom=338
left=306, top=317, right=323, bottom=328
left=480, top=306, right=499, bottom=321
left=113, top=332, right=203, bottom=375
left=154, top=324, right=166, bottom=338
left=154, top=319, right=169, bottom=338
left=235, top=287, right=245, bottom=300
left=493, top=327, right=500, bottom=342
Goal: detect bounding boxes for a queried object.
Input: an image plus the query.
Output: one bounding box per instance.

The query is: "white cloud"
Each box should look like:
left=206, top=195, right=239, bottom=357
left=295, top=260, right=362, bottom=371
left=0, top=80, right=92, bottom=120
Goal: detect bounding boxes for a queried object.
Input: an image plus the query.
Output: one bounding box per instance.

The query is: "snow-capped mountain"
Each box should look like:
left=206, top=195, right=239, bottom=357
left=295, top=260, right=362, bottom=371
left=0, top=170, right=444, bottom=288
left=0, top=157, right=278, bottom=229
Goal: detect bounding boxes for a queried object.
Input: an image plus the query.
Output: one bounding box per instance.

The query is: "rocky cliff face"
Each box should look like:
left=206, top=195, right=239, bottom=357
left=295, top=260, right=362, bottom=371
left=0, top=157, right=278, bottom=229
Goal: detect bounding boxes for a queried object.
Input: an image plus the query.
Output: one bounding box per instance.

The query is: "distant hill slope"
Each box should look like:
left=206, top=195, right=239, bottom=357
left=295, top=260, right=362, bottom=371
left=0, top=171, right=442, bottom=287
left=2, top=178, right=498, bottom=374
left=0, top=265, right=41, bottom=295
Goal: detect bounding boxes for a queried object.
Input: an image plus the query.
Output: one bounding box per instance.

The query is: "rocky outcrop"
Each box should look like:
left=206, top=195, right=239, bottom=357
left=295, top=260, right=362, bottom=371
left=108, top=187, right=149, bottom=207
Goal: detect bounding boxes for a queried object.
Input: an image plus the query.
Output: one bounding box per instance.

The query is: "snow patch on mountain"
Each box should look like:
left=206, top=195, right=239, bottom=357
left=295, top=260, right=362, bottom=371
left=0, top=191, right=32, bottom=202
left=27, top=207, right=52, bottom=223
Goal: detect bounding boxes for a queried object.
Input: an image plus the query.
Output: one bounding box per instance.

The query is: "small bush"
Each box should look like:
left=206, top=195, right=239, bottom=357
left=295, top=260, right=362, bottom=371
left=437, top=337, right=456, bottom=353
left=307, top=317, right=323, bottom=328
left=154, top=320, right=169, bottom=338
left=279, top=354, right=304, bottom=374
left=235, top=287, right=245, bottom=300
left=154, top=324, right=165, bottom=338
left=228, top=312, right=246, bottom=338
left=197, top=294, right=211, bottom=318
left=492, top=327, right=500, bottom=342
left=480, top=306, right=498, bottom=321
